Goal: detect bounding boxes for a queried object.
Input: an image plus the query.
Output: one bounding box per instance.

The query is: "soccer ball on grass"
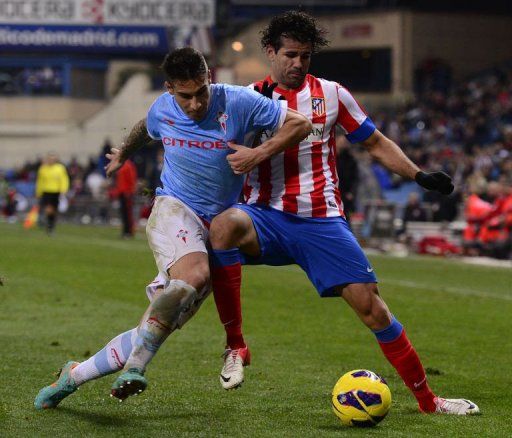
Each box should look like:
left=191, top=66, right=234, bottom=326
left=331, top=369, right=391, bottom=427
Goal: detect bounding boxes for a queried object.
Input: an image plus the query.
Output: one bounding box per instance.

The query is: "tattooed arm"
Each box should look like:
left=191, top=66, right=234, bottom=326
left=105, top=118, right=152, bottom=177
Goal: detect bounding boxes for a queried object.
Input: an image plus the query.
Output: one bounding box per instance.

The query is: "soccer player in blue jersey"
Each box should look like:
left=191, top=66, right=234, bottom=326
left=34, top=47, right=311, bottom=408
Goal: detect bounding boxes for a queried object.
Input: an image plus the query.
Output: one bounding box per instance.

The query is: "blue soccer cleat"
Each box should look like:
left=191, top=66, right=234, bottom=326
left=34, top=361, right=80, bottom=410
left=111, top=368, right=147, bottom=401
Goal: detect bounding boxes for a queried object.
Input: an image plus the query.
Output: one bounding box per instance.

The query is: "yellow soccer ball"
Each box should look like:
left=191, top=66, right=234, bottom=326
left=331, top=369, right=392, bottom=427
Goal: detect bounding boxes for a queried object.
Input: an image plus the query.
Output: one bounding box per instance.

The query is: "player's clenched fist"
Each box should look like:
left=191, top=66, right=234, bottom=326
left=227, top=142, right=266, bottom=175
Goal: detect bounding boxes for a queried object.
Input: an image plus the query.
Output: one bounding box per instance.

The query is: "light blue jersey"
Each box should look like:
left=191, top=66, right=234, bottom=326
left=147, top=84, right=286, bottom=222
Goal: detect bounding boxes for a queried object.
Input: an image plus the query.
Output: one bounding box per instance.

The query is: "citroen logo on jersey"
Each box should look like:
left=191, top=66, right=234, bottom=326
left=216, top=111, right=229, bottom=134
left=176, top=229, right=189, bottom=243
left=164, top=118, right=175, bottom=126
left=311, top=97, right=325, bottom=117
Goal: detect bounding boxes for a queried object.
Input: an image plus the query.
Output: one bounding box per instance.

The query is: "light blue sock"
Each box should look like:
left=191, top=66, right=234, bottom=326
left=72, top=328, right=137, bottom=385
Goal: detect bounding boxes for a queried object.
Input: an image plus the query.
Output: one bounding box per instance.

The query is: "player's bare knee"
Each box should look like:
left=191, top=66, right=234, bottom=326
left=168, top=254, right=210, bottom=291
left=210, top=209, right=249, bottom=249
left=177, top=267, right=210, bottom=291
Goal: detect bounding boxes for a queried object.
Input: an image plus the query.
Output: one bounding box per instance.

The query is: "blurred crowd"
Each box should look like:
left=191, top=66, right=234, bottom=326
left=337, top=62, right=512, bottom=258
left=1, top=62, right=511, bottom=257
left=373, top=63, right=511, bottom=208
left=0, top=66, right=63, bottom=96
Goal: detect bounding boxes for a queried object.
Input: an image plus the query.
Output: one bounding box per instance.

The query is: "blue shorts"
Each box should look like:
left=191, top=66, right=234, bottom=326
left=234, top=204, right=377, bottom=297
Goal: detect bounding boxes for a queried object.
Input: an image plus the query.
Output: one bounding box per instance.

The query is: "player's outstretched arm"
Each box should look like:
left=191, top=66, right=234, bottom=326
left=227, top=109, right=311, bottom=174
left=361, top=129, right=454, bottom=195
left=105, top=118, right=153, bottom=177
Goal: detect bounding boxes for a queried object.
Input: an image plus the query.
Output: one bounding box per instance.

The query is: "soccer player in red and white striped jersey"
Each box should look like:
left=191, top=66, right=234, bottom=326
left=244, top=74, right=370, bottom=219
left=210, top=11, right=479, bottom=416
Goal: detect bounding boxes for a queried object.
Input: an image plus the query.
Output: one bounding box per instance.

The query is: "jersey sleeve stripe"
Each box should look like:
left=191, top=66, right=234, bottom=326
left=338, top=86, right=367, bottom=120
left=336, top=86, right=368, bottom=133
left=345, top=117, right=376, bottom=143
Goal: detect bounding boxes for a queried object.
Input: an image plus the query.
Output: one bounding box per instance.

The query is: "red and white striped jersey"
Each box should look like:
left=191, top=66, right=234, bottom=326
left=244, top=74, right=375, bottom=218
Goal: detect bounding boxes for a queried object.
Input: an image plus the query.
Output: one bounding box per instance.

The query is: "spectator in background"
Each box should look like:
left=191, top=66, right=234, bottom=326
left=85, top=170, right=108, bottom=224
left=110, top=158, right=137, bottom=238
left=423, top=188, right=461, bottom=222
left=0, top=171, right=17, bottom=221
left=98, top=139, right=113, bottom=177
left=477, top=181, right=510, bottom=258
left=35, top=152, right=69, bottom=234
left=355, top=152, right=382, bottom=211
left=4, top=188, right=18, bottom=221
left=462, top=180, right=492, bottom=255
left=139, top=147, right=164, bottom=222
left=371, top=159, right=393, bottom=191
left=0, top=170, right=8, bottom=206
left=148, top=147, right=164, bottom=193
left=403, top=192, right=428, bottom=224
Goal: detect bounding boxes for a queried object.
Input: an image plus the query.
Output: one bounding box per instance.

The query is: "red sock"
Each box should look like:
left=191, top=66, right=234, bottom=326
left=211, top=263, right=246, bottom=349
left=378, top=330, right=436, bottom=412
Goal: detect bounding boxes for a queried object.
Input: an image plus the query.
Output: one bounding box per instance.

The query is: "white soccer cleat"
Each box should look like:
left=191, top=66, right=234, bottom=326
left=434, top=397, right=480, bottom=415
left=219, top=347, right=250, bottom=390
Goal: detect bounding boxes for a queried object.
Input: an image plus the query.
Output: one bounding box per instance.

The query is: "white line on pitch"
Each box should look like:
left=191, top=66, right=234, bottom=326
left=253, top=265, right=512, bottom=302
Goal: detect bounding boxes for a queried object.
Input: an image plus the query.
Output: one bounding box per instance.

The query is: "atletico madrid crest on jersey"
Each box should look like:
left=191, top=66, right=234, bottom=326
left=311, top=97, right=325, bottom=117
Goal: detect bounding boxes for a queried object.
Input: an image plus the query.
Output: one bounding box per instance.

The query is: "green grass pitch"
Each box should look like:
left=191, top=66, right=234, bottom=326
left=0, top=222, right=511, bottom=437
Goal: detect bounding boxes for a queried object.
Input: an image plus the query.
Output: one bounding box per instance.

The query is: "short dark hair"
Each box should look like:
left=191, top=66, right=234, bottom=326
left=260, top=11, right=329, bottom=53
left=161, top=47, right=208, bottom=81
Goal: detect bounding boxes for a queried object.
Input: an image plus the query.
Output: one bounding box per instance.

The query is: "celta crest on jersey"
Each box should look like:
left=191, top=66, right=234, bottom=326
left=311, top=97, right=326, bottom=117
left=176, top=229, right=188, bottom=243
left=216, top=111, right=229, bottom=134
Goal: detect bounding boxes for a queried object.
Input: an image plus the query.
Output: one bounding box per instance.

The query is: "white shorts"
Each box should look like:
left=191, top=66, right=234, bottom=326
left=145, top=271, right=167, bottom=302
left=146, top=196, right=209, bottom=277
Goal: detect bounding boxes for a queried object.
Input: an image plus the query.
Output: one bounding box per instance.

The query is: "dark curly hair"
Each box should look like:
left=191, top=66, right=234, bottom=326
left=260, top=11, right=329, bottom=53
left=161, top=47, right=208, bottom=81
